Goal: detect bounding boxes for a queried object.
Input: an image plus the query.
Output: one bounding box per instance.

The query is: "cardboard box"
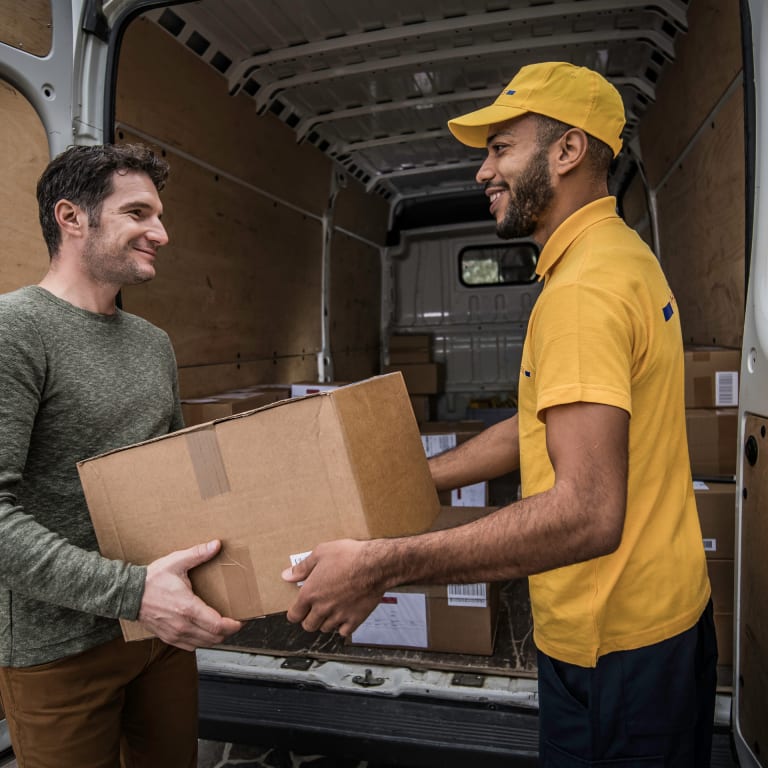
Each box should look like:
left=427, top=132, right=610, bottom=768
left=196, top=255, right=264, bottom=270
left=388, top=334, right=432, bottom=364
left=182, top=387, right=290, bottom=427
left=290, top=381, right=347, bottom=397
left=420, top=422, right=487, bottom=508
left=78, top=373, right=441, bottom=640
left=707, top=559, right=734, bottom=615
left=349, top=506, right=500, bottom=655
left=409, top=395, right=432, bottom=424
left=714, top=612, right=734, bottom=666
left=686, top=408, right=738, bottom=477
left=384, top=363, right=443, bottom=395
left=684, top=346, right=741, bottom=408
left=694, top=481, right=736, bottom=559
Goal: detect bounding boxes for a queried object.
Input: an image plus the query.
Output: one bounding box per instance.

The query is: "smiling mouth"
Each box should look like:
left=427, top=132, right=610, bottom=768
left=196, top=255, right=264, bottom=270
left=488, top=189, right=507, bottom=214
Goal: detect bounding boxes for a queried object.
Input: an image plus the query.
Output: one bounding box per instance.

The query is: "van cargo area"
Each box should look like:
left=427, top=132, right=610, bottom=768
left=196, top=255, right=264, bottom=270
left=1, top=0, right=765, bottom=765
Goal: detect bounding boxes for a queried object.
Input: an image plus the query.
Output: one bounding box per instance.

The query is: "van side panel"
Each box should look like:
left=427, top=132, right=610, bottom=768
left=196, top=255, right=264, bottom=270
left=115, top=18, right=387, bottom=397
left=0, top=79, right=49, bottom=293
left=639, top=0, right=745, bottom=348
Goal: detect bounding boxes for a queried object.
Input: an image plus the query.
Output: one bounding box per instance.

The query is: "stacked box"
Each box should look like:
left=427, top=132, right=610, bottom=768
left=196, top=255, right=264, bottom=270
left=420, top=421, right=487, bottom=507
left=695, top=479, right=736, bottom=665
left=684, top=346, right=740, bottom=478
left=385, top=333, right=443, bottom=395
left=349, top=506, right=500, bottom=655
left=290, top=381, right=347, bottom=397
left=77, top=373, right=440, bottom=641
left=181, top=385, right=290, bottom=427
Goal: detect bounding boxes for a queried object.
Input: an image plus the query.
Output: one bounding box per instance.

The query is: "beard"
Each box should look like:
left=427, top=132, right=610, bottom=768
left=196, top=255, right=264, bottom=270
left=81, top=227, right=154, bottom=287
left=495, top=145, right=555, bottom=240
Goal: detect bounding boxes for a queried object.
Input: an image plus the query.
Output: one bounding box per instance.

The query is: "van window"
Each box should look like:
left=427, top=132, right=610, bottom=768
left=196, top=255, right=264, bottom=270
left=459, top=242, right=539, bottom=287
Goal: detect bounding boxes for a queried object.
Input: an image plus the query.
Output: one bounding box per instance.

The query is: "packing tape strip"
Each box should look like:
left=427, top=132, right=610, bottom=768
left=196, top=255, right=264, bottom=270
left=184, top=426, right=231, bottom=499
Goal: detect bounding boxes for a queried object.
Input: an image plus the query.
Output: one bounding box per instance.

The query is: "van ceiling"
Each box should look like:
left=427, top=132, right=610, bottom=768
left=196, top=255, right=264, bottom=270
left=143, top=1, right=688, bottom=211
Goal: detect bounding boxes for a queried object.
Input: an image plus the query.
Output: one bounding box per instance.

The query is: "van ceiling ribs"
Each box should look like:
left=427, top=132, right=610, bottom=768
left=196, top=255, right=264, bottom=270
left=145, top=0, right=688, bottom=205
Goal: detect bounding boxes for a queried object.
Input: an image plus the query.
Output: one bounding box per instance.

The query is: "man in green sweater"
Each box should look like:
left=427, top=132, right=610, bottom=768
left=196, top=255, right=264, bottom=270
left=0, top=144, right=242, bottom=767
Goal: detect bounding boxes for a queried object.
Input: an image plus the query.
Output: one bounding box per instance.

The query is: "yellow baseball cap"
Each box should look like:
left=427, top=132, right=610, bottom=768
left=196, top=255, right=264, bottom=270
left=447, top=61, right=626, bottom=157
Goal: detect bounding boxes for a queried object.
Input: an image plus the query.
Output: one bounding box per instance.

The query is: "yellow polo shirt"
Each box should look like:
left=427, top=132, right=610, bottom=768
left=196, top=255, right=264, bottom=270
left=519, top=196, right=710, bottom=667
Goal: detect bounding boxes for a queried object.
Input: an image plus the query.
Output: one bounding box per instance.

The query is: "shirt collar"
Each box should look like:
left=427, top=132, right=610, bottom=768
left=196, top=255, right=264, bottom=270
left=535, top=196, right=619, bottom=281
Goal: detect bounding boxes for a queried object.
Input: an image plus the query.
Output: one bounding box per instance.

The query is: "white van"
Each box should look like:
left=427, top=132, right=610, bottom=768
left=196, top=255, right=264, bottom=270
left=0, top=1, right=763, bottom=764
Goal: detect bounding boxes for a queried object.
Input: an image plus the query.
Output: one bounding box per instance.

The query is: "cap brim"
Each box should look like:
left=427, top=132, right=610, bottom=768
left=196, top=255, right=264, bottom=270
left=448, top=104, right=528, bottom=147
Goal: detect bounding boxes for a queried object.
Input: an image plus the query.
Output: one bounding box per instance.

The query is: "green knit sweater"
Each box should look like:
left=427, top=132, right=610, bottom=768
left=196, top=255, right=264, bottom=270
left=0, top=286, right=184, bottom=666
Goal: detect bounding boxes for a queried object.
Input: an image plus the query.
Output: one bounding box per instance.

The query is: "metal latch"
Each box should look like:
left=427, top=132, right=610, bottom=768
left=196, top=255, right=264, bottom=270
left=281, top=657, right=314, bottom=671
left=352, top=668, right=385, bottom=687
left=451, top=673, right=485, bottom=688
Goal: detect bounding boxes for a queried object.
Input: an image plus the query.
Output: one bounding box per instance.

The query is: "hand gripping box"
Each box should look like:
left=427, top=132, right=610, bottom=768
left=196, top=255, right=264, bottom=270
left=77, top=373, right=440, bottom=639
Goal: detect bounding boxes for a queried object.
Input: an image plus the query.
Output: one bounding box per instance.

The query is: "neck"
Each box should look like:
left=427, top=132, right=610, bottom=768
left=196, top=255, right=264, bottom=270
left=534, top=183, right=610, bottom=247
left=38, top=262, right=120, bottom=315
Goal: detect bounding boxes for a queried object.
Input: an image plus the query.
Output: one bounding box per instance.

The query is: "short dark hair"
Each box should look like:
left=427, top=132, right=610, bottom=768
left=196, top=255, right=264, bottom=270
left=533, top=114, right=614, bottom=179
left=36, top=143, right=170, bottom=256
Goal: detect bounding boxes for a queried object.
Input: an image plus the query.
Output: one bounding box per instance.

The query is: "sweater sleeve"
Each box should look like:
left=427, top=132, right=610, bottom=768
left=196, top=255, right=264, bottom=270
left=0, top=305, right=147, bottom=620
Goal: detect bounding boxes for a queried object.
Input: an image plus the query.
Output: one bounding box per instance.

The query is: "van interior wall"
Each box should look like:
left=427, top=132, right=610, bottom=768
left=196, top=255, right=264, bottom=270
left=638, top=0, right=745, bottom=349
left=0, top=79, right=49, bottom=293
left=116, top=18, right=388, bottom=398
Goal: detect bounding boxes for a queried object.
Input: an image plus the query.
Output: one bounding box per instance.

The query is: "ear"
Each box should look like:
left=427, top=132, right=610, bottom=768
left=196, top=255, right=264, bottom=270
left=552, top=128, right=589, bottom=176
left=54, top=199, right=88, bottom=239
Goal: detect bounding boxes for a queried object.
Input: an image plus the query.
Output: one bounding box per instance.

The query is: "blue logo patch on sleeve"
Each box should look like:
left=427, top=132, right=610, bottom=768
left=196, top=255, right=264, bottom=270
left=524, top=370, right=531, bottom=377
left=662, top=302, right=674, bottom=321
left=506, top=89, right=517, bottom=96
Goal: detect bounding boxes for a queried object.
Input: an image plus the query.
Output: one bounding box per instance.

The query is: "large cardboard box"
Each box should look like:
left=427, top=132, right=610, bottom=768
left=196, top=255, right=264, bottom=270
left=686, top=408, right=738, bottom=477
left=694, top=481, right=736, bottom=559
left=78, top=373, right=440, bottom=639
left=182, top=387, right=290, bottom=427
left=684, top=346, right=740, bottom=408
left=349, top=507, right=500, bottom=655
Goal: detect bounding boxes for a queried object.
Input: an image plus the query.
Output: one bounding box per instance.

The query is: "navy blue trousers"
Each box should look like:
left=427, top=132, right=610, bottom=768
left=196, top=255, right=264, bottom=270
left=537, top=600, right=718, bottom=767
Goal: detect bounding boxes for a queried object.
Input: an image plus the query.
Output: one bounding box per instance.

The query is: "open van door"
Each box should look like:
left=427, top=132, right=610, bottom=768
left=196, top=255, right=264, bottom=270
left=734, top=1, right=767, bottom=766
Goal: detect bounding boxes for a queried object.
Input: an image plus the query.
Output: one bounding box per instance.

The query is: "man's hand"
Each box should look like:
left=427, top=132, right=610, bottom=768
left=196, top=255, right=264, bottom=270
left=139, top=539, right=243, bottom=651
left=281, top=539, right=385, bottom=636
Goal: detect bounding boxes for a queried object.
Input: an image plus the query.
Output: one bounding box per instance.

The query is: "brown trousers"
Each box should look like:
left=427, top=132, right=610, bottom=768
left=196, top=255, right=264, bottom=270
left=0, top=635, right=198, bottom=768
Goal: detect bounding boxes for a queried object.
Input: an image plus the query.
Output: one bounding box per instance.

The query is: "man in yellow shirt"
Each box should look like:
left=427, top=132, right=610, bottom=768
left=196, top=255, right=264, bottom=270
left=284, top=62, right=717, bottom=766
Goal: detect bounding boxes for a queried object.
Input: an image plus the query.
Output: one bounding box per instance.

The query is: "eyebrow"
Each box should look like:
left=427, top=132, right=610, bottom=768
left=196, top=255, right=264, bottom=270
left=116, top=200, right=163, bottom=217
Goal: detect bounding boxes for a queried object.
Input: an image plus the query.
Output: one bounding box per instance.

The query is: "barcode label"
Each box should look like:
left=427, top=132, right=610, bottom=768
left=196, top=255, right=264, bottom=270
left=447, top=583, right=487, bottom=607
left=421, top=433, right=457, bottom=458
left=715, top=371, right=738, bottom=407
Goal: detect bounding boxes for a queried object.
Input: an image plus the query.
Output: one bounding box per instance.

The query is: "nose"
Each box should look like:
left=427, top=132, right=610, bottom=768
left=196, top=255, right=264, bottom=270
left=476, top=153, right=495, bottom=185
left=148, top=217, right=169, bottom=247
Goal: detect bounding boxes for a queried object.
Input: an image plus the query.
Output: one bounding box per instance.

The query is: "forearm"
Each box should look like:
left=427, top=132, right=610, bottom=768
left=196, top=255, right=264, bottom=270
left=429, top=415, right=520, bottom=491
left=0, top=494, right=146, bottom=620
left=372, top=479, right=620, bottom=588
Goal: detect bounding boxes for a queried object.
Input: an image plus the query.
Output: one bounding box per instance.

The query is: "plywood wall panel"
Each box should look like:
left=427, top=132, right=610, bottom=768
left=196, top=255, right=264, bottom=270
left=329, top=231, right=382, bottom=382
left=334, top=177, right=389, bottom=246
left=177, top=358, right=318, bottom=400
left=640, top=0, right=742, bottom=188
left=656, top=89, right=745, bottom=347
left=119, top=133, right=323, bottom=369
left=116, top=18, right=332, bottom=219
left=0, top=0, right=51, bottom=56
left=0, top=80, right=50, bottom=294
